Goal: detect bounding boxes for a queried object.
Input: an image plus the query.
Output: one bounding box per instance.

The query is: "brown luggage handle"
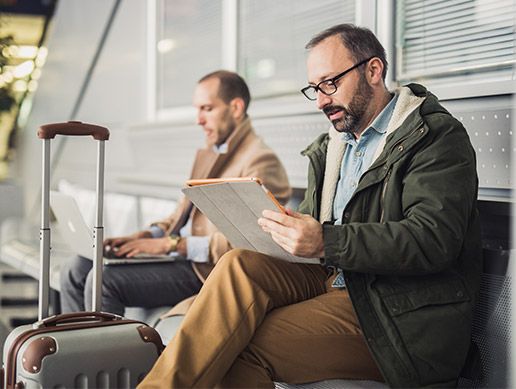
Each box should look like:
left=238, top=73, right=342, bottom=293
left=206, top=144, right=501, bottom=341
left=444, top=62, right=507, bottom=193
left=37, top=121, right=110, bottom=140
left=35, top=312, right=123, bottom=328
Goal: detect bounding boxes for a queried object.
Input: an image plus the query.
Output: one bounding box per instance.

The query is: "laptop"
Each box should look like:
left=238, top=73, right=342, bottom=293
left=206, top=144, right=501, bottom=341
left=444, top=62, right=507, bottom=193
left=50, top=191, right=181, bottom=265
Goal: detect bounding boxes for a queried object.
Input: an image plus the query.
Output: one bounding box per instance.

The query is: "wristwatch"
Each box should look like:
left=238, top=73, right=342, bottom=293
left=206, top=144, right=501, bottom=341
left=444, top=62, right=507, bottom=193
left=168, top=234, right=181, bottom=253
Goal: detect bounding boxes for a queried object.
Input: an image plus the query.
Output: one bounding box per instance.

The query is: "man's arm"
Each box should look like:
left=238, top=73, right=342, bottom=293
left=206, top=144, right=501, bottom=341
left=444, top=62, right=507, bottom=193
left=260, top=117, right=478, bottom=275
left=322, top=118, right=477, bottom=275
left=149, top=195, right=188, bottom=234
left=243, top=150, right=292, bottom=205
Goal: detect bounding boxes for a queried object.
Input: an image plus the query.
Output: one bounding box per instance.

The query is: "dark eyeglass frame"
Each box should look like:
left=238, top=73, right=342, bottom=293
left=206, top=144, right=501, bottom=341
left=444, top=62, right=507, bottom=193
left=301, top=56, right=375, bottom=101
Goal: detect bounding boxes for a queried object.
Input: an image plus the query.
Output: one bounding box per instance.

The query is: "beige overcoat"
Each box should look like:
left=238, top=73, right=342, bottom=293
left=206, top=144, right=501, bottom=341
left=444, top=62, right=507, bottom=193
left=152, top=117, right=291, bottom=280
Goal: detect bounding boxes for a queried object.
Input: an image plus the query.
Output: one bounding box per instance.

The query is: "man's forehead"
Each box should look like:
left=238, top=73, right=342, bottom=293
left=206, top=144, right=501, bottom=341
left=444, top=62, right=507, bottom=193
left=193, top=79, right=223, bottom=105
left=306, top=37, right=353, bottom=82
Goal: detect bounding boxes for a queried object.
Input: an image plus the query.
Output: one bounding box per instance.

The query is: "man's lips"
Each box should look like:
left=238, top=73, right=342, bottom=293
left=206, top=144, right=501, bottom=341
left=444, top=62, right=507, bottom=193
left=328, top=110, right=343, bottom=121
left=324, top=107, right=345, bottom=121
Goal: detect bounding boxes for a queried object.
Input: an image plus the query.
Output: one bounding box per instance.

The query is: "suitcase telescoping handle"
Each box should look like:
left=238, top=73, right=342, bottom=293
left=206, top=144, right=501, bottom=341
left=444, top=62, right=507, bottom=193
left=38, top=121, right=110, bottom=320
left=37, top=121, right=109, bottom=140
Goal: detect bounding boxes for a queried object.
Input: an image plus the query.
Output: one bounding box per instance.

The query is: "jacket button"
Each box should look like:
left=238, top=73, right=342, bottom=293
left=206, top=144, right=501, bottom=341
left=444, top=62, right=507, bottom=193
left=398, top=145, right=404, bottom=152
left=344, top=212, right=351, bottom=220
left=456, top=291, right=464, bottom=298
left=420, top=128, right=424, bottom=133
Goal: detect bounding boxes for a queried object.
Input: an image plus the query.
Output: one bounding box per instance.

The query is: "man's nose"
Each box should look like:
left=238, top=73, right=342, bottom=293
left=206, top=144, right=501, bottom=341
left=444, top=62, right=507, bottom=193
left=316, top=91, right=332, bottom=110
left=196, top=113, right=205, bottom=125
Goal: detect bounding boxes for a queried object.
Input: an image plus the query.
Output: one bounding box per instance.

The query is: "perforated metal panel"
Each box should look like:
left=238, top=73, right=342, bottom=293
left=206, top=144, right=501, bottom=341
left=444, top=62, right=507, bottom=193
left=253, top=114, right=329, bottom=188
left=458, top=249, right=512, bottom=388
left=457, top=109, right=512, bottom=190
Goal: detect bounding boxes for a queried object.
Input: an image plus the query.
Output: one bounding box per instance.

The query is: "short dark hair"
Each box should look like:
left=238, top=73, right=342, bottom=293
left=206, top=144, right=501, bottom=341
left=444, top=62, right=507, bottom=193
left=198, top=70, right=251, bottom=112
left=306, top=24, right=388, bottom=80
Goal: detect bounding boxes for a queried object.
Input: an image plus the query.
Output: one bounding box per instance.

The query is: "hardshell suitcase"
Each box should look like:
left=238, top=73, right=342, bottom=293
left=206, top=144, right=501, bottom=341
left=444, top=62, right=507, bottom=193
left=1, top=122, right=163, bottom=389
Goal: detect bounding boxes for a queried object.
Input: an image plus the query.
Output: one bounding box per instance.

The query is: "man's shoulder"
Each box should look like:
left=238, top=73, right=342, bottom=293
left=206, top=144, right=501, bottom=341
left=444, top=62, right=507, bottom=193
left=301, top=132, right=329, bottom=156
left=400, top=84, right=464, bottom=135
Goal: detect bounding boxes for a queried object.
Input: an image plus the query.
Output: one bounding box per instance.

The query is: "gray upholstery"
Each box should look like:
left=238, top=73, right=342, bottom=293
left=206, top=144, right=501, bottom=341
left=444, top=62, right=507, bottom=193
left=274, top=381, right=387, bottom=389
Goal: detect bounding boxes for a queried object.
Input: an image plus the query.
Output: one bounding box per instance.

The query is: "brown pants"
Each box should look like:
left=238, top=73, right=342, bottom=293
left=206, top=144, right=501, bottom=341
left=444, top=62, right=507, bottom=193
left=138, top=249, right=383, bottom=388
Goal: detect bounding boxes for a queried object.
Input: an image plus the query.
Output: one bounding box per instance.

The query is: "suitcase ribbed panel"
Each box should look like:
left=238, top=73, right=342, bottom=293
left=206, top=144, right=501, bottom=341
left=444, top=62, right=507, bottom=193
left=5, top=318, right=162, bottom=389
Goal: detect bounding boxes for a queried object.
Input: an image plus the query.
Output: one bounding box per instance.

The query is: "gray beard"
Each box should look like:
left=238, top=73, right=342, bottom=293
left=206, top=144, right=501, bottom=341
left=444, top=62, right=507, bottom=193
left=332, top=75, right=373, bottom=134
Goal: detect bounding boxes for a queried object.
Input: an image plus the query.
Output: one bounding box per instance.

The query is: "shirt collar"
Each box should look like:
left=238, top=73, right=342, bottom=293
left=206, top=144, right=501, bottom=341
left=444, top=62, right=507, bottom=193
left=212, top=142, right=228, bottom=154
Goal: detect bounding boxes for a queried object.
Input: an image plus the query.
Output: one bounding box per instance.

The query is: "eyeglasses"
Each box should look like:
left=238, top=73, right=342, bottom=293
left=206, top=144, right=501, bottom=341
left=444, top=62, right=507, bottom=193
left=301, top=56, right=374, bottom=101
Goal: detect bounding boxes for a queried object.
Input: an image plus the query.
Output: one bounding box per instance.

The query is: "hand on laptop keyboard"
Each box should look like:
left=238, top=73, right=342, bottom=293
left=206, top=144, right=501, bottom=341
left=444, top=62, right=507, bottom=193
left=103, top=246, right=121, bottom=259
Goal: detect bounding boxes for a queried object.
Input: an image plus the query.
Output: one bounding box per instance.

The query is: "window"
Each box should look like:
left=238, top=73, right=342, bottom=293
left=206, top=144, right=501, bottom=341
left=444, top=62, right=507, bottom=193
left=396, top=0, right=516, bottom=86
left=238, top=0, right=356, bottom=99
left=156, top=0, right=222, bottom=109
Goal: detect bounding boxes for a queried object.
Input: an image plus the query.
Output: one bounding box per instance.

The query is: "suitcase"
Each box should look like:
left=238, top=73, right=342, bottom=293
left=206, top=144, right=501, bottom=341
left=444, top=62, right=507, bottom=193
left=1, top=121, right=164, bottom=389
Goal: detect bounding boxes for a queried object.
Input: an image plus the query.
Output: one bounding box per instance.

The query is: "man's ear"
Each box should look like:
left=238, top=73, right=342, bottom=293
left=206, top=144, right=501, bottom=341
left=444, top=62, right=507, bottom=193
left=230, top=97, right=245, bottom=119
left=366, top=58, right=384, bottom=85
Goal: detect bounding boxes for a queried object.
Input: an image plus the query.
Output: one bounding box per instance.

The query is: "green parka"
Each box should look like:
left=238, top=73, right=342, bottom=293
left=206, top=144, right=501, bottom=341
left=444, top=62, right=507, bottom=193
left=298, top=84, right=482, bottom=387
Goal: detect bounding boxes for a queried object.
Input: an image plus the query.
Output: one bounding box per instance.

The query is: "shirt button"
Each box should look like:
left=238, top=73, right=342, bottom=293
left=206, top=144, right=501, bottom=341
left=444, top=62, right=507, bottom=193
left=355, top=151, right=362, bottom=157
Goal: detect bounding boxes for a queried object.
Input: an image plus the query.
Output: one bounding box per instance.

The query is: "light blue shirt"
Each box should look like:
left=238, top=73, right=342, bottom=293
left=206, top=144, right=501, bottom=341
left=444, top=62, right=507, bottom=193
left=329, top=94, right=398, bottom=289
left=333, top=94, right=398, bottom=224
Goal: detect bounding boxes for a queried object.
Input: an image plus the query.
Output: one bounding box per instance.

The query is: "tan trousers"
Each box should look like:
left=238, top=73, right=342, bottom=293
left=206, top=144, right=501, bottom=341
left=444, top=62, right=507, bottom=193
left=138, top=249, right=383, bottom=388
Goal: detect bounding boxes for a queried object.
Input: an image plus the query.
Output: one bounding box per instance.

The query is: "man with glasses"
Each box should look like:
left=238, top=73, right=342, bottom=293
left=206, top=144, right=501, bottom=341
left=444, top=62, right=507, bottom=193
left=140, top=24, right=481, bottom=388
left=60, top=70, right=291, bottom=316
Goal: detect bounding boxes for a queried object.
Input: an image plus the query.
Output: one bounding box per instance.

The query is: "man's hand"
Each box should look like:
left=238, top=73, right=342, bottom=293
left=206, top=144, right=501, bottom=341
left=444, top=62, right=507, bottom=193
left=104, top=230, right=152, bottom=251
left=113, top=237, right=171, bottom=258
left=258, top=209, right=325, bottom=258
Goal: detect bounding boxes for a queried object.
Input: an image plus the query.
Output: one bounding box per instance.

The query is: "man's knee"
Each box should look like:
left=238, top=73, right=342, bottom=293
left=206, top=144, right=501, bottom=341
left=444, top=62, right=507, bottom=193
left=218, top=249, right=274, bottom=277
left=60, top=255, right=91, bottom=289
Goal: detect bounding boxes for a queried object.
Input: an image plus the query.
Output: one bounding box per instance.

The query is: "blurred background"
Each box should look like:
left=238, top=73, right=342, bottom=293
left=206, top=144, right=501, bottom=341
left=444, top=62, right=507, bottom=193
left=0, top=0, right=514, bottom=386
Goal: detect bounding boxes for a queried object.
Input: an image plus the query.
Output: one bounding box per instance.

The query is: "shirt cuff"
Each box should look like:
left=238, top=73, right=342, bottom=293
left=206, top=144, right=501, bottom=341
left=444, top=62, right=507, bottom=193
left=186, top=236, right=210, bottom=263
left=149, top=225, right=165, bottom=238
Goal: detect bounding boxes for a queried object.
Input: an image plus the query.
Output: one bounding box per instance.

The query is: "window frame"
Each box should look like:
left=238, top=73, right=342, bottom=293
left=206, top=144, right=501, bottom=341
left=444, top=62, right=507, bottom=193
left=147, top=0, right=514, bottom=123
left=388, top=0, right=516, bottom=100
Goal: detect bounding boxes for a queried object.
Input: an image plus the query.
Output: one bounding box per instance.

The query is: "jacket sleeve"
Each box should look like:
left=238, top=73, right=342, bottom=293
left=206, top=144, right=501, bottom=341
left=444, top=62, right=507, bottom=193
left=243, top=149, right=292, bottom=205
left=323, top=114, right=479, bottom=275
left=150, top=195, right=188, bottom=234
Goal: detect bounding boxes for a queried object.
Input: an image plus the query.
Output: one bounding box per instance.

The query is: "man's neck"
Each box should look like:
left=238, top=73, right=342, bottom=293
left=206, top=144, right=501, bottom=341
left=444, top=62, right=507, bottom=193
left=353, top=91, right=393, bottom=140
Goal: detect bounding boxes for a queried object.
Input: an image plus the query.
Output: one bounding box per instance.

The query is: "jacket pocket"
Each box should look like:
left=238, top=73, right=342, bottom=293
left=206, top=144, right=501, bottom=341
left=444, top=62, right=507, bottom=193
left=381, top=278, right=470, bottom=317
left=376, top=277, right=473, bottom=384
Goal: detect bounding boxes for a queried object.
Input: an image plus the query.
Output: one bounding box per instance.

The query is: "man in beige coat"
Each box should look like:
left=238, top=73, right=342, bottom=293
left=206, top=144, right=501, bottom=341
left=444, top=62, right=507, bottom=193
left=60, top=70, right=291, bottom=315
